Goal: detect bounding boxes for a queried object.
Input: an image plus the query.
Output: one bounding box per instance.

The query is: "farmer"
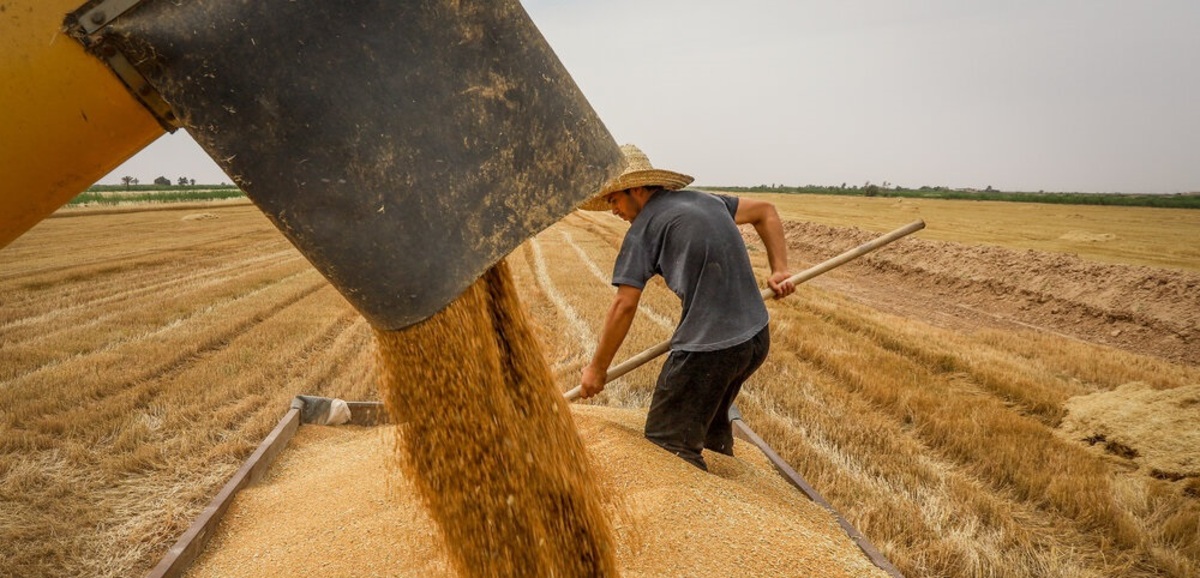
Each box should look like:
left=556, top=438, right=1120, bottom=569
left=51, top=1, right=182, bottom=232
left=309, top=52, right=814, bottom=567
left=578, top=144, right=794, bottom=470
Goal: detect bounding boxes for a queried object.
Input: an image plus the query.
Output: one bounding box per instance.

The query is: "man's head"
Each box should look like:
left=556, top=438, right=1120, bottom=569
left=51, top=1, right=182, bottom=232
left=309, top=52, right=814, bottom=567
left=603, top=185, right=662, bottom=222
left=579, top=144, right=693, bottom=212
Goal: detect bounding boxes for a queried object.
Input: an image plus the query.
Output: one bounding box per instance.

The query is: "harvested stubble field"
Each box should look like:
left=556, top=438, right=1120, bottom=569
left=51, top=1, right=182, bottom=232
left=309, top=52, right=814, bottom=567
left=1, top=194, right=1197, bottom=577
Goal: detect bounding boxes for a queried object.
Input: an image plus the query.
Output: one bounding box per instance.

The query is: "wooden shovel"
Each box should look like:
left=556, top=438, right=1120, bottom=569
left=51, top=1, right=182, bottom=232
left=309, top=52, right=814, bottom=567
left=565, top=218, right=926, bottom=401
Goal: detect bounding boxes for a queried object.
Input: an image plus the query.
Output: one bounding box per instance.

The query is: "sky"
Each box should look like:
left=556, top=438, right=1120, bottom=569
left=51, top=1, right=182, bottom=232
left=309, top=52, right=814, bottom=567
left=98, top=0, right=1199, bottom=194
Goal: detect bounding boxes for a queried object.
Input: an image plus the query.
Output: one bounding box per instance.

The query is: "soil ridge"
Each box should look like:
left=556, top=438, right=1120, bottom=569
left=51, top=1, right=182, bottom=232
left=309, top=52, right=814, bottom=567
left=776, top=221, right=1199, bottom=366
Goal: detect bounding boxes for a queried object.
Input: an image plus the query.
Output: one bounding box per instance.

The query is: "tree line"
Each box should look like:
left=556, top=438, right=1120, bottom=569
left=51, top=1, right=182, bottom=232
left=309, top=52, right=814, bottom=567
left=698, top=184, right=1200, bottom=210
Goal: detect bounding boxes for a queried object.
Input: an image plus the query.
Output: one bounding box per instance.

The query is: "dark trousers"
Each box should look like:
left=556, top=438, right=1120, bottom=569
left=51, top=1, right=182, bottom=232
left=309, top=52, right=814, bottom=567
left=644, top=326, right=770, bottom=471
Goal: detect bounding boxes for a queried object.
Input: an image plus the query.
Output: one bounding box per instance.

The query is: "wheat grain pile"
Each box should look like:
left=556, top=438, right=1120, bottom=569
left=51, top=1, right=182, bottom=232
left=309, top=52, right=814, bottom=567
left=372, top=261, right=618, bottom=577
left=183, top=406, right=888, bottom=578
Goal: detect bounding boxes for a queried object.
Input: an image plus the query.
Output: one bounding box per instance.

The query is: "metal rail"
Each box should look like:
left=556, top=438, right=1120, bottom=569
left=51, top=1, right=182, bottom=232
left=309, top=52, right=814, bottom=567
left=145, top=403, right=301, bottom=578
left=731, top=413, right=905, bottom=578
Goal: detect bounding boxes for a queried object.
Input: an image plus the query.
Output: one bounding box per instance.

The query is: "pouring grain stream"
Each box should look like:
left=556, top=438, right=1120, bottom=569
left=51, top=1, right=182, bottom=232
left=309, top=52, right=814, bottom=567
left=373, top=260, right=618, bottom=577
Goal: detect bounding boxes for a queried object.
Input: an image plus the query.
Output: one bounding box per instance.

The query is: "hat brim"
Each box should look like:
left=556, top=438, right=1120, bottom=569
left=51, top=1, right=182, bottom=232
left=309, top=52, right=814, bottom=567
left=578, top=169, right=694, bottom=211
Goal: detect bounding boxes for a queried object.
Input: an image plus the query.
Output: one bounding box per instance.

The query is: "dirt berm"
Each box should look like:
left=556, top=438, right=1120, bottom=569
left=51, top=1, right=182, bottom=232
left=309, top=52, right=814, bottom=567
left=775, top=221, right=1198, bottom=366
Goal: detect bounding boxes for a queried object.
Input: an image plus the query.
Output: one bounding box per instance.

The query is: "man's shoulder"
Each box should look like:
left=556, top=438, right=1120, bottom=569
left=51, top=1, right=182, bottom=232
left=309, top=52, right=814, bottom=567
left=648, top=189, right=722, bottom=210
left=667, top=188, right=711, bottom=200
left=657, top=189, right=737, bottom=220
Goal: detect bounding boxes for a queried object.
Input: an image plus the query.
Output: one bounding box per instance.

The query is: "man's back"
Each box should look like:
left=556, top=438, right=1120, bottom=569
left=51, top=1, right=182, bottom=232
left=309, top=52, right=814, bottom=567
left=612, top=190, right=769, bottom=352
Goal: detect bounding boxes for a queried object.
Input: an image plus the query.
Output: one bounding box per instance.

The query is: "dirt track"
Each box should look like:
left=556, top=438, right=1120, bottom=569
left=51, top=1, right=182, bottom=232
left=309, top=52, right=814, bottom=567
left=775, top=221, right=1199, bottom=366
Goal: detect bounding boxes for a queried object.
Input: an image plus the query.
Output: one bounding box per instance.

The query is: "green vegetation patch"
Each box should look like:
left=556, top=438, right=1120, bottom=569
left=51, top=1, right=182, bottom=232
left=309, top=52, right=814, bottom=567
left=70, top=185, right=245, bottom=205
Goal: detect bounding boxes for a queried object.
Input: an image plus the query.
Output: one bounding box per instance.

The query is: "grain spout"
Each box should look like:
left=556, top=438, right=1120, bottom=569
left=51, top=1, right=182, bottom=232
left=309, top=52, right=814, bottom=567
left=373, top=259, right=618, bottom=577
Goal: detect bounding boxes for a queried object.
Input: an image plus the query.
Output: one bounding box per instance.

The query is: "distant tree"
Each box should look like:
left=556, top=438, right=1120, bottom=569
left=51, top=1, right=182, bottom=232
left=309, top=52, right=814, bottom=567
left=985, top=185, right=994, bottom=192
left=864, top=184, right=880, bottom=197
left=132, top=178, right=140, bottom=186
left=153, top=176, right=171, bottom=186
left=841, top=182, right=847, bottom=189
left=120, top=176, right=135, bottom=189
left=177, top=176, right=189, bottom=186
left=189, top=178, right=196, bottom=186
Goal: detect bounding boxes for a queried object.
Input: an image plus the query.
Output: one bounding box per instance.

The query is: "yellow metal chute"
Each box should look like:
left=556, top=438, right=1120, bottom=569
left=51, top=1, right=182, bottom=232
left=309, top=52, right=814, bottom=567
left=0, top=0, right=164, bottom=249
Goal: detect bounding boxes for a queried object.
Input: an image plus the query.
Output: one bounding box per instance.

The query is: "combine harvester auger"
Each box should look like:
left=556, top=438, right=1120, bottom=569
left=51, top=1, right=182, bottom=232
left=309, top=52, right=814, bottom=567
left=2, top=0, right=622, bottom=329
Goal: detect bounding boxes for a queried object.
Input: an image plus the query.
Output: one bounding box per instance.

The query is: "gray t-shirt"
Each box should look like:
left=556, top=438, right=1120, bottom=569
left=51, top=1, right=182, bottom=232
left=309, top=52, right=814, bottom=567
left=612, top=190, right=769, bottom=352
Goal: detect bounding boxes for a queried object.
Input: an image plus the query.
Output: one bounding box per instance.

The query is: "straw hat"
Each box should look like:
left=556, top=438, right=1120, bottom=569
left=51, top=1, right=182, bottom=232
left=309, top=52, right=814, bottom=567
left=579, top=144, right=694, bottom=211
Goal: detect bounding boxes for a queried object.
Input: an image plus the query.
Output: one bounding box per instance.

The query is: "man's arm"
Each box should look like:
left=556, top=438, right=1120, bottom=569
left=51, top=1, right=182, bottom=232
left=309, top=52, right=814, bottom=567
left=733, top=197, right=795, bottom=299
left=580, top=284, right=642, bottom=398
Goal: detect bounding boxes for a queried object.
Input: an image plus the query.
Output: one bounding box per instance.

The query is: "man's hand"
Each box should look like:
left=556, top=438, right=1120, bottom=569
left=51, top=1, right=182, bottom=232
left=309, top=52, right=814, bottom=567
left=579, top=285, right=641, bottom=400
left=768, top=270, right=795, bottom=299
left=580, top=364, right=607, bottom=399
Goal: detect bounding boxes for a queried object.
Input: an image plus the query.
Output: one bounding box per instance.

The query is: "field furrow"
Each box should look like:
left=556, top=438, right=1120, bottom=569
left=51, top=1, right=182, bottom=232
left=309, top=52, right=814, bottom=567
left=286, top=315, right=376, bottom=401
left=1, top=281, right=365, bottom=578
left=800, top=298, right=1077, bottom=425
left=0, top=248, right=300, bottom=336
left=0, top=206, right=287, bottom=325
left=527, top=237, right=597, bottom=361
left=507, top=247, right=578, bottom=371
left=0, top=255, right=310, bottom=381
left=0, top=269, right=326, bottom=424
left=0, top=206, right=276, bottom=283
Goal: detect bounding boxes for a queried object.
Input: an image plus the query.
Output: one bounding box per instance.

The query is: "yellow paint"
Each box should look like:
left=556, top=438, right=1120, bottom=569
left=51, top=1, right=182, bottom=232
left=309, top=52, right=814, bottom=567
left=0, top=0, right=164, bottom=249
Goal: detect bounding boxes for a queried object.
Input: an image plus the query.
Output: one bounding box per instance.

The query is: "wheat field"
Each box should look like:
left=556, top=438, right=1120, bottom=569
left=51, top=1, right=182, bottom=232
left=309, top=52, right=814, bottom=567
left=1, top=198, right=1196, bottom=577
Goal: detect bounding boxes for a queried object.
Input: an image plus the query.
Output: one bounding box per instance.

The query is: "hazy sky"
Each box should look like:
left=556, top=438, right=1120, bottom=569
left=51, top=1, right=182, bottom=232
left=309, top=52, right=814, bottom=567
left=98, top=0, right=1199, bottom=194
